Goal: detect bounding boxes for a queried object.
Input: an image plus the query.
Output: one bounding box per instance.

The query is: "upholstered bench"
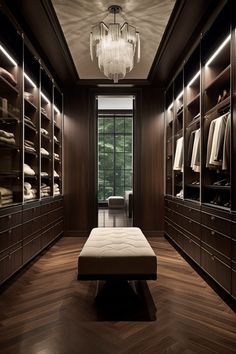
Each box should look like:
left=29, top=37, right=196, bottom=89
left=107, top=196, right=125, bottom=209
left=77, top=227, right=157, bottom=280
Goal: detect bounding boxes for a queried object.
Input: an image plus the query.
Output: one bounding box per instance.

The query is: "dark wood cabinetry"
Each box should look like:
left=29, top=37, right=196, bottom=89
left=164, top=2, right=235, bottom=302
left=165, top=196, right=234, bottom=297
left=0, top=197, right=63, bottom=285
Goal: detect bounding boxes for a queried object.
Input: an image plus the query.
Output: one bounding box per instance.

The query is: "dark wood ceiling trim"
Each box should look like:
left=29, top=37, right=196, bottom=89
left=41, top=0, right=79, bottom=83
left=149, top=0, right=226, bottom=87
left=78, top=79, right=151, bottom=87
left=148, top=0, right=185, bottom=83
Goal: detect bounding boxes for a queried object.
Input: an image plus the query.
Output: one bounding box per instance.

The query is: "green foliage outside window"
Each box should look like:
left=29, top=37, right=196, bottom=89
left=98, top=115, right=133, bottom=202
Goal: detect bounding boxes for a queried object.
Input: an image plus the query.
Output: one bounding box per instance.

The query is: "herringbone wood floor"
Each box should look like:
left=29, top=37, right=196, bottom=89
left=0, top=237, right=236, bottom=354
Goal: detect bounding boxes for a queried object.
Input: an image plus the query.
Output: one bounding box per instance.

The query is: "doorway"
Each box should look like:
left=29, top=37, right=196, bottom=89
left=97, top=95, right=134, bottom=227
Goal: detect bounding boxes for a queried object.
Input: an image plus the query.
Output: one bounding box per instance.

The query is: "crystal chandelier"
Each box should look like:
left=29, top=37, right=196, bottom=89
left=90, top=5, right=140, bottom=83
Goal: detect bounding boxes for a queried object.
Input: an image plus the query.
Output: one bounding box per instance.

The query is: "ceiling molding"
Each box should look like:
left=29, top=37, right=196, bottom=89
left=148, top=0, right=185, bottom=83
left=78, top=79, right=151, bottom=87
left=41, top=0, right=79, bottom=83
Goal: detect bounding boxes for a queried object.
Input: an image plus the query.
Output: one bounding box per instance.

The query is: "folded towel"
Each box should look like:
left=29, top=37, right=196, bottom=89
left=24, top=182, right=32, bottom=191
left=24, top=163, right=35, bottom=176
left=0, top=187, right=13, bottom=196
left=41, top=171, right=49, bottom=177
left=41, top=128, right=49, bottom=136
left=54, top=170, right=59, bottom=177
left=25, top=139, right=34, bottom=147
left=54, top=135, right=59, bottom=142
left=0, top=130, right=14, bottom=138
left=0, top=136, right=16, bottom=145
left=41, top=147, right=49, bottom=156
left=24, top=91, right=34, bottom=100
left=0, top=198, right=13, bottom=206
left=0, top=67, right=17, bottom=86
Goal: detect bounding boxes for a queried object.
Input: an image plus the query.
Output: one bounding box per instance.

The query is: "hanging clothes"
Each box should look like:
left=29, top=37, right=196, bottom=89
left=190, top=128, right=200, bottom=172
left=206, top=112, right=230, bottom=169
left=173, top=136, right=183, bottom=171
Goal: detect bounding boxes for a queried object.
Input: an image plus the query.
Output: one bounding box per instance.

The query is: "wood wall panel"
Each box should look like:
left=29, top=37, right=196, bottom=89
left=139, top=87, right=164, bottom=234
left=64, top=86, right=164, bottom=237
left=64, top=87, right=92, bottom=236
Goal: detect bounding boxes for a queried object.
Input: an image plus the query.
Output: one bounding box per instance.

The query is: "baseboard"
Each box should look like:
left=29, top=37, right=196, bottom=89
left=63, top=230, right=90, bottom=237
left=143, top=230, right=164, bottom=237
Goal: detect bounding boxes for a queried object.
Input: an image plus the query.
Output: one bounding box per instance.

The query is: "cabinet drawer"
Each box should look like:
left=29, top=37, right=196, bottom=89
left=201, top=247, right=231, bottom=293
left=231, top=221, right=236, bottom=240
left=179, top=215, right=201, bottom=238
left=41, top=226, right=54, bottom=248
left=181, top=205, right=201, bottom=223
left=0, top=225, right=22, bottom=252
left=53, top=220, right=63, bottom=239
left=232, top=269, right=236, bottom=300
left=184, top=237, right=200, bottom=265
left=165, top=207, right=176, bottom=221
left=23, top=234, right=41, bottom=263
left=41, top=202, right=52, bottom=215
left=0, top=211, right=22, bottom=232
left=23, top=216, right=41, bottom=239
left=165, top=219, right=179, bottom=243
left=202, top=226, right=231, bottom=261
left=0, top=245, right=22, bottom=284
left=201, top=212, right=231, bottom=236
left=23, top=206, right=41, bottom=223
left=232, top=239, right=236, bottom=263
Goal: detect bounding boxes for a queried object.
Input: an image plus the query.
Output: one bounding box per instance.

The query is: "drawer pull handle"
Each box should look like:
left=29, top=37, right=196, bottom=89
left=211, top=231, right=215, bottom=236
left=211, top=216, right=215, bottom=221
left=211, top=255, right=215, bottom=261
left=189, top=208, right=192, bottom=212
left=8, top=215, right=12, bottom=220
left=188, top=220, right=192, bottom=224
left=8, top=229, right=12, bottom=234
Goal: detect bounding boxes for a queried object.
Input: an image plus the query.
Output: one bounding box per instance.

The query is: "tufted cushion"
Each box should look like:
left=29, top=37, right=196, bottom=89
left=78, top=227, right=157, bottom=279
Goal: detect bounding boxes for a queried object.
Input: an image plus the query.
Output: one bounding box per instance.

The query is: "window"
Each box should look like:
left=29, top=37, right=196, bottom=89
left=98, top=114, right=133, bottom=202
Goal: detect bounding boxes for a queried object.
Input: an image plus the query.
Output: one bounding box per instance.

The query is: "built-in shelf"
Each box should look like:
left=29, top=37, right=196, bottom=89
left=0, top=75, right=19, bottom=94
left=204, top=95, right=230, bottom=116
left=24, top=98, right=37, bottom=111
left=24, top=121, right=37, bottom=132
left=187, top=92, right=200, bottom=107
left=204, top=64, right=230, bottom=91
left=0, top=141, right=19, bottom=150
left=205, top=184, right=230, bottom=190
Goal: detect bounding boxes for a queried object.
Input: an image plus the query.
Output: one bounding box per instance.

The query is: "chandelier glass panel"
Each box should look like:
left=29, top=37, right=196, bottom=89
left=90, top=5, right=140, bottom=83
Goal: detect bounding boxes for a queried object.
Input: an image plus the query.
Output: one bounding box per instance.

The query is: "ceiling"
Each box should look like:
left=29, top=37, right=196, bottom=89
left=51, top=0, right=176, bottom=81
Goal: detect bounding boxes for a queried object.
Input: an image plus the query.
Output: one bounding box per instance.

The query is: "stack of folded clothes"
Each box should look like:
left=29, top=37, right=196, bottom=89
left=0, top=187, right=13, bottom=207
left=24, top=115, right=36, bottom=129
left=54, top=135, right=59, bottom=143
left=41, top=147, right=49, bottom=156
left=41, top=171, right=49, bottom=177
left=41, top=183, right=51, bottom=197
left=24, top=139, right=36, bottom=153
left=41, top=107, right=48, bottom=116
left=41, top=128, right=49, bottom=136
left=24, top=182, right=37, bottom=201
left=0, top=67, right=17, bottom=86
left=0, top=129, right=16, bottom=145
left=54, top=152, right=60, bottom=160
left=54, top=183, right=60, bottom=196
left=24, top=163, right=35, bottom=176
left=54, top=170, right=59, bottom=177
left=24, top=91, right=33, bottom=101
